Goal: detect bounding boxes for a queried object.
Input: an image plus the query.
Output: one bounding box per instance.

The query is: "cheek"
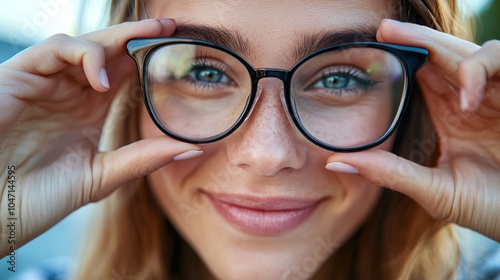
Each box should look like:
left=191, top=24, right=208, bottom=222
left=148, top=169, right=183, bottom=220
left=139, top=104, right=200, bottom=226
left=321, top=136, right=394, bottom=236
left=140, top=104, right=162, bottom=138
left=323, top=172, right=383, bottom=243
left=146, top=157, right=205, bottom=241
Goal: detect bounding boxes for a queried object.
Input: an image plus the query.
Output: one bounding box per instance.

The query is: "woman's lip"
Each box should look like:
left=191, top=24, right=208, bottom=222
left=203, top=191, right=323, bottom=236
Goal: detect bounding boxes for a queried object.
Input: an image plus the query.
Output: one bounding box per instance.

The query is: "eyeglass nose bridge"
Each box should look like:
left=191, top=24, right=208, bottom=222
left=255, top=68, right=289, bottom=81
left=243, top=68, right=294, bottom=125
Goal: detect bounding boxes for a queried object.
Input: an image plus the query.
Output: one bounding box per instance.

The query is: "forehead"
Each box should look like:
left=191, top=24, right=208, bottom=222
left=147, top=0, right=397, bottom=66
left=147, top=0, right=397, bottom=26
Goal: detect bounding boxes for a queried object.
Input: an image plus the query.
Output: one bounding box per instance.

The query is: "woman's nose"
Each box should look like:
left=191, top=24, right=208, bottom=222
left=226, top=79, right=307, bottom=177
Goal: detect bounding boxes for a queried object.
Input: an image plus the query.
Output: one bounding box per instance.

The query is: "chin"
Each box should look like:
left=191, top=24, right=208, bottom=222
left=201, top=243, right=333, bottom=280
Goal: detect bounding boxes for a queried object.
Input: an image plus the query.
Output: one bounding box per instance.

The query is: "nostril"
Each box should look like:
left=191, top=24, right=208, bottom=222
left=244, top=84, right=263, bottom=122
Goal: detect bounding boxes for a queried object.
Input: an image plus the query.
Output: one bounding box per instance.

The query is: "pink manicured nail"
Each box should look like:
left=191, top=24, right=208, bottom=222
left=173, top=150, right=203, bottom=161
left=460, top=88, right=469, bottom=112
left=325, top=162, right=359, bottom=174
left=100, top=68, right=110, bottom=89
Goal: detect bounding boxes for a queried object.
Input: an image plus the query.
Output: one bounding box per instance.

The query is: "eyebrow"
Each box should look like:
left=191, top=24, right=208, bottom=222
left=292, top=28, right=377, bottom=59
left=174, top=24, right=377, bottom=60
left=174, top=24, right=252, bottom=56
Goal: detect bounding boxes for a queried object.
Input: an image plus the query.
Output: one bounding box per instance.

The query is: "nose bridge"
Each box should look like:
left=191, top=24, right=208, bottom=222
left=226, top=68, right=306, bottom=176
left=251, top=68, right=291, bottom=123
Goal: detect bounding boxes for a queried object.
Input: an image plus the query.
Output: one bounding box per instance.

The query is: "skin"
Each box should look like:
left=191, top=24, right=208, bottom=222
left=142, top=1, right=392, bottom=279
left=1, top=0, right=500, bottom=279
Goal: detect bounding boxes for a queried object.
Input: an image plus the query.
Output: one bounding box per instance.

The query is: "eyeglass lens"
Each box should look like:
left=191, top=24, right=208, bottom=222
left=146, top=43, right=406, bottom=149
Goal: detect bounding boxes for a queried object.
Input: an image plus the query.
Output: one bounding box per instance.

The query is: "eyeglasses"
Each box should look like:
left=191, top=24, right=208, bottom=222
left=127, top=38, right=427, bottom=152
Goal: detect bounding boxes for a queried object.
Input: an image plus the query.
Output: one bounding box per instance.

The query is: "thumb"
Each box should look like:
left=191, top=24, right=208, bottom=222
left=326, top=149, right=448, bottom=218
left=90, top=136, right=202, bottom=202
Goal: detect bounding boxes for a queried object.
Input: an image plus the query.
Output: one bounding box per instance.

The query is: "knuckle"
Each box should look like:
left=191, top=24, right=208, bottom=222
left=41, top=34, right=74, bottom=51
left=134, top=163, right=154, bottom=178
left=456, top=59, right=471, bottom=76
left=46, top=33, right=72, bottom=43
left=482, top=39, right=500, bottom=50
left=44, top=33, right=105, bottom=59
left=71, top=39, right=105, bottom=62
left=74, top=36, right=101, bottom=50
left=456, top=55, right=482, bottom=78
left=84, top=41, right=105, bottom=57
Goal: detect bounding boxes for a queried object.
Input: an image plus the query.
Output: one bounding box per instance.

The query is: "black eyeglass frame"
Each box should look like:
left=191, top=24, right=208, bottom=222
left=127, top=38, right=428, bottom=152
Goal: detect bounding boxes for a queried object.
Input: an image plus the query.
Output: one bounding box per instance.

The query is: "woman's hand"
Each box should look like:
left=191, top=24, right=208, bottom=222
left=0, top=19, right=201, bottom=255
left=326, top=19, right=500, bottom=241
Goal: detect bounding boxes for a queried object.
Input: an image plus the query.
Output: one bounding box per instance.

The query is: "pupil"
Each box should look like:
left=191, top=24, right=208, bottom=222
left=324, top=76, right=347, bottom=88
left=198, top=69, right=221, bottom=83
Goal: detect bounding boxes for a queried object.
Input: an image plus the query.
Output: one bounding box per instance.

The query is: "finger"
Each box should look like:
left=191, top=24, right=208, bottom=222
left=325, top=150, right=452, bottom=220
left=103, top=54, right=137, bottom=90
left=4, top=19, right=176, bottom=95
left=79, top=18, right=176, bottom=62
left=377, top=19, right=479, bottom=78
left=457, top=40, right=500, bottom=111
left=5, top=34, right=110, bottom=93
left=90, top=136, right=203, bottom=202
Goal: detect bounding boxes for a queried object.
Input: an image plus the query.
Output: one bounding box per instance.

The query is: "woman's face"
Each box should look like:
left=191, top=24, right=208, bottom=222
left=141, top=1, right=396, bottom=279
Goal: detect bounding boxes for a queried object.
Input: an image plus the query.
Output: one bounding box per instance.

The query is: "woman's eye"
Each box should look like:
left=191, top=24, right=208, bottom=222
left=189, top=67, right=231, bottom=84
left=315, top=75, right=351, bottom=89
left=309, top=67, right=379, bottom=97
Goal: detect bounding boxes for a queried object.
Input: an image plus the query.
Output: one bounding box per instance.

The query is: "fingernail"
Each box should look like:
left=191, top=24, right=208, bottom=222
left=100, top=68, right=110, bottom=89
left=382, top=18, right=401, bottom=25
left=158, top=18, right=175, bottom=25
left=383, top=18, right=399, bottom=23
left=325, top=162, right=359, bottom=174
left=173, top=150, right=203, bottom=161
left=460, top=88, right=469, bottom=112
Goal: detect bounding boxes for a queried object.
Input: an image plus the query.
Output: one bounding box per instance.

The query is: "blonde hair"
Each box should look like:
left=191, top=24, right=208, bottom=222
left=75, top=0, right=475, bottom=279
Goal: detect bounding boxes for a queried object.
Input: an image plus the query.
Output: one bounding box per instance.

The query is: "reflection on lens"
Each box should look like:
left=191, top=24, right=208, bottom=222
left=146, top=44, right=252, bottom=141
left=290, top=47, right=406, bottom=148
left=148, top=44, right=195, bottom=80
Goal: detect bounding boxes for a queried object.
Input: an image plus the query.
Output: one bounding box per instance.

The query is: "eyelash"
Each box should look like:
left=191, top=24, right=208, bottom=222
left=193, top=53, right=227, bottom=72
left=313, top=66, right=380, bottom=95
left=185, top=53, right=233, bottom=90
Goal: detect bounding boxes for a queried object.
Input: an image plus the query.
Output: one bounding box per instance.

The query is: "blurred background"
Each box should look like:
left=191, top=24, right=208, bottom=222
left=0, top=0, right=498, bottom=279
left=0, top=1, right=108, bottom=279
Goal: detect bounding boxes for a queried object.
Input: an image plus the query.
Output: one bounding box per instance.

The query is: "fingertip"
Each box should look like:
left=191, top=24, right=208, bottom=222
left=326, top=151, right=373, bottom=176
left=459, top=88, right=470, bottom=112
left=325, top=162, right=359, bottom=174
left=380, top=18, right=401, bottom=27
left=377, top=19, right=400, bottom=41
left=97, top=137, right=203, bottom=193
left=376, top=30, right=385, bottom=43
left=468, top=84, right=486, bottom=112
left=157, top=18, right=176, bottom=36
left=377, top=19, right=438, bottom=48
left=459, top=87, right=482, bottom=113
left=326, top=149, right=423, bottom=190
left=376, top=21, right=389, bottom=42
left=88, top=68, right=110, bottom=93
left=173, top=150, right=203, bottom=161
left=458, top=60, right=487, bottom=112
left=99, top=68, right=110, bottom=90
left=157, top=18, right=175, bottom=27
left=78, top=41, right=110, bottom=93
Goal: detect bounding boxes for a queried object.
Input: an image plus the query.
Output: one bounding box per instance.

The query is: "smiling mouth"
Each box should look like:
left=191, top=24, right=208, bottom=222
left=202, top=191, right=323, bottom=236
